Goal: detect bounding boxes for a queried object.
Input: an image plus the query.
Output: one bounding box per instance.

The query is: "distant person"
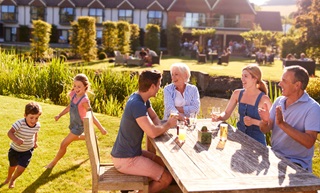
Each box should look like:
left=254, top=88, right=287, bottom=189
left=286, top=53, right=295, bottom=60
left=4, top=102, right=42, bottom=188
left=259, top=66, right=320, bottom=172
left=145, top=48, right=158, bottom=66
left=111, top=70, right=177, bottom=192
left=46, top=74, right=107, bottom=169
left=299, top=53, right=310, bottom=61
left=212, top=64, right=272, bottom=146
left=163, top=63, right=200, bottom=120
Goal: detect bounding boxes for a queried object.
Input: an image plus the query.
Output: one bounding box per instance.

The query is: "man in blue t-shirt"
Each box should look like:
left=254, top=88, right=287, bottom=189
left=259, top=66, right=320, bottom=172
left=111, top=70, right=177, bottom=192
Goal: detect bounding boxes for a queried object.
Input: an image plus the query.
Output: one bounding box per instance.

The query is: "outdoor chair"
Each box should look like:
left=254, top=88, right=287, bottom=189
left=151, top=51, right=163, bottom=65
left=84, top=110, right=149, bottom=193
left=218, top=53, right=230, bottom=65
left=114, top=51, right=126, bottom=65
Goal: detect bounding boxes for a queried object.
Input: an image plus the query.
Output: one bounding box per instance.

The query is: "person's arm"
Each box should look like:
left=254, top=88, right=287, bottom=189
left=55, top=104, right=70, bottom=121
left=137, top=115, right=177, bottom=139
left=275, top=106, right=318, bottom=149
left=182, top=85, right=200, bottom=117
left=213, top=90, right=239, bottom=121
left=34, top=132, right=38, bottom=148
left=244, top=95, right=272, bottom=127
left=83, top=101, right=107, bottom=135
left=258, top=102, right=273, bottom=133
left=8, top=127, right=23, bottom=145
left=147, top=106, right=161, bottom=125
left=163, top=85, right=178, bottom=119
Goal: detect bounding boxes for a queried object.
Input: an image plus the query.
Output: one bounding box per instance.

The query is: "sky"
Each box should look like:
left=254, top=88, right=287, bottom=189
left=249, top=0, right=269, bottom=6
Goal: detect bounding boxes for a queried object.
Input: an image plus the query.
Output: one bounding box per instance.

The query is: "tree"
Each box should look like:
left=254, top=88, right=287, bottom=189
left=144, top=24, right=160, bottom=53
left=102, top=21, right=117, bottom=56
left=117, top=21, right=131, bottom=54
left=30, top=20, right=51, bottom=60
left=77, top=16, right=97, bottom=62
left=295, top=0, right=320, bottom=61
left=69, top=21, right=80, bottom=58
left=167, top=25, right=184, bottom=56
left=130, top=24, right=140, bottom=53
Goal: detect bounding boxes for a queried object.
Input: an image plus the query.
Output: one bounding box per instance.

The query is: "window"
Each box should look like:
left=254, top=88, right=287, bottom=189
left=1, top=5, right=17, bottom=22
left=60, top=7, right=75, bottom=24
left=89, top=8, right=103, bottom=24
left=185, top=12, right=206, bottom=28
left=5, top=27, right=16, bottom=41
left=118, top=9, right=132, bottom=23
left=30, top=6, right=46, bottom=21
left=148, top=11, right=162, bottom=26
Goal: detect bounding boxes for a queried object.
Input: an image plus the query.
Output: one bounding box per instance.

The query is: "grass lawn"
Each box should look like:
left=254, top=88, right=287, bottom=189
left=76, top=55, right=319, bottom=82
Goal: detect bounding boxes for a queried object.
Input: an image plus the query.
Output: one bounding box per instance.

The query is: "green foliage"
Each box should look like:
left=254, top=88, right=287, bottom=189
left=167, top=25, right=184, bottom=56
left=144, top=24, right=160, bottom=53
left=102, top=21, right=118, bottom=56
left=69, top=21, right=80, bottom=57
left=98, top=52, right=107, bottom=60
left=306, top=77, right=320, bottom=103
left=30, top=20, right=52, bottom=60
left=130, top=24, right=140, bottom=53
left=280, top=36, right=301, bottom=58
left=117, top=21, right=131, bottom=54
left=150, top=87, right=165, bottom=120
left=191, top=28, right=216, bottom=36
left=77, top=16, right=97, bottom=62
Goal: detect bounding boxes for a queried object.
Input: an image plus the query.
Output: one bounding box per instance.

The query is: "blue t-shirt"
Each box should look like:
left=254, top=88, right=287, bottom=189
left=270, top=92, right=320, bottom=172
left=111, top=93, right=151, bottom=158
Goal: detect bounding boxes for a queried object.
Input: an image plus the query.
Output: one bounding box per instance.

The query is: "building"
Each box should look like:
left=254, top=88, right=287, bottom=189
left=0, top=0, right=282, bottom=48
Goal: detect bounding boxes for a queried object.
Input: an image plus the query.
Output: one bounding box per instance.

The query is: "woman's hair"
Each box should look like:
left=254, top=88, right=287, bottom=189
left=73, top=73, right=90, bottom=91
left=243, top=64, right=268, bottom=95
left=138, top=70, right=162, bottom=92
left=170, top=63, right=191, bottom=83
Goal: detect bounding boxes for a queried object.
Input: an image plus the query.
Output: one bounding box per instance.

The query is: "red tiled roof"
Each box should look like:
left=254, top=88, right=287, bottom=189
left=255, top=11, right=283, bottom=32
left=168, top=0, right=211, bottom=12
left=212, top=0, right=255, bottom=14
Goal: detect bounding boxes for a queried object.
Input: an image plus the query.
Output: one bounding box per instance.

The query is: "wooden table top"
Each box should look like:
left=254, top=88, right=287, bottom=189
left=149, top=119, right=320, bottom=193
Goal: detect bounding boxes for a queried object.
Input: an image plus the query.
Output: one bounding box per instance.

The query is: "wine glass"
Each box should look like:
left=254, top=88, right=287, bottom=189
left=211, top=107, right=220, bottom=130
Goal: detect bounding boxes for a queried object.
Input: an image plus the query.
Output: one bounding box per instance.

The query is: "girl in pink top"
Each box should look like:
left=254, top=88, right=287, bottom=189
left=46, top=74, right=107, bottom=168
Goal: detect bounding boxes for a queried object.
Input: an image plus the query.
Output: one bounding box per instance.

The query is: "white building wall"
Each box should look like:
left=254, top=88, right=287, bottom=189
left=139, top=10, right=148, bottom=29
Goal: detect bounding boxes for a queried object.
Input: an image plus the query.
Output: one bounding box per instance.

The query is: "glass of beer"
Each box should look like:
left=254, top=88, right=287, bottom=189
left=178, top=121, right=186, bottom=142
left=219, top=123, right=228, bottom=141
left=170, top=110, right=179, bottom=118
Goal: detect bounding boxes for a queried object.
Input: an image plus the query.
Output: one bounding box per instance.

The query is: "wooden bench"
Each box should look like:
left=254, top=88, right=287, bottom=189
left=84, top=111, right=149, bottom=193
left=283, top=60, right=316, bottom=76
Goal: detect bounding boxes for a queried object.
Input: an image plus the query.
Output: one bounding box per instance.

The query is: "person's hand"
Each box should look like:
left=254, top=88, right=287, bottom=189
left=54, top=114, right=61, bottom=121
left=167, top=115, right=178, bottom=128
left=15, top=138, right=23, bottom=146
left=275, top=106, right=284, bottom=126
left=211, top=113, right=221, bottom=122
left=34, top=142, right=38, bottom=149
left=243, top=116, right=253, bottom=126
left=258, top=102, right=270, bottom=122
left=99, top=127, right=108, bottom=135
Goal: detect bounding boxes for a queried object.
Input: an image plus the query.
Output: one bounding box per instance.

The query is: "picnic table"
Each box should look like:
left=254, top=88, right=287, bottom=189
left=148, top=119, right=320, bottom=193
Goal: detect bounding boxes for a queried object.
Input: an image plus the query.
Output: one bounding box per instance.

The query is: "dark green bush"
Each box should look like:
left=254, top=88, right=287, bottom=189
left=98, top=52, right=107, bottom=60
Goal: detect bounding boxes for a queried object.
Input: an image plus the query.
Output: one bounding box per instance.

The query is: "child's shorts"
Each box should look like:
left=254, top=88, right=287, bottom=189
left=8, top=148, right=34, bottom=168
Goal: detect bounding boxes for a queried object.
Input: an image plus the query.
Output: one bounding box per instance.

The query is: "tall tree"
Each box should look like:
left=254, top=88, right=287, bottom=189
left=77, top=16, right=97, bottom=62
left=295, top=0, right=320, bottom=61
left=30, top=20, right=51, bottom=60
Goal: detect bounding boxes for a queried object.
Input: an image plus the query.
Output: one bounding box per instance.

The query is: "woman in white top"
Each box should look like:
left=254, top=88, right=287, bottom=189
left=163, top=63, right=200, bottom=120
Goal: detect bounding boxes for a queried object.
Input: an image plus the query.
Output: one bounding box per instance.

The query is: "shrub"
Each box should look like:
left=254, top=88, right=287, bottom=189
left=306, top=77, right=320, bottom=103
left=98, top=52, right=107, bottom=60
